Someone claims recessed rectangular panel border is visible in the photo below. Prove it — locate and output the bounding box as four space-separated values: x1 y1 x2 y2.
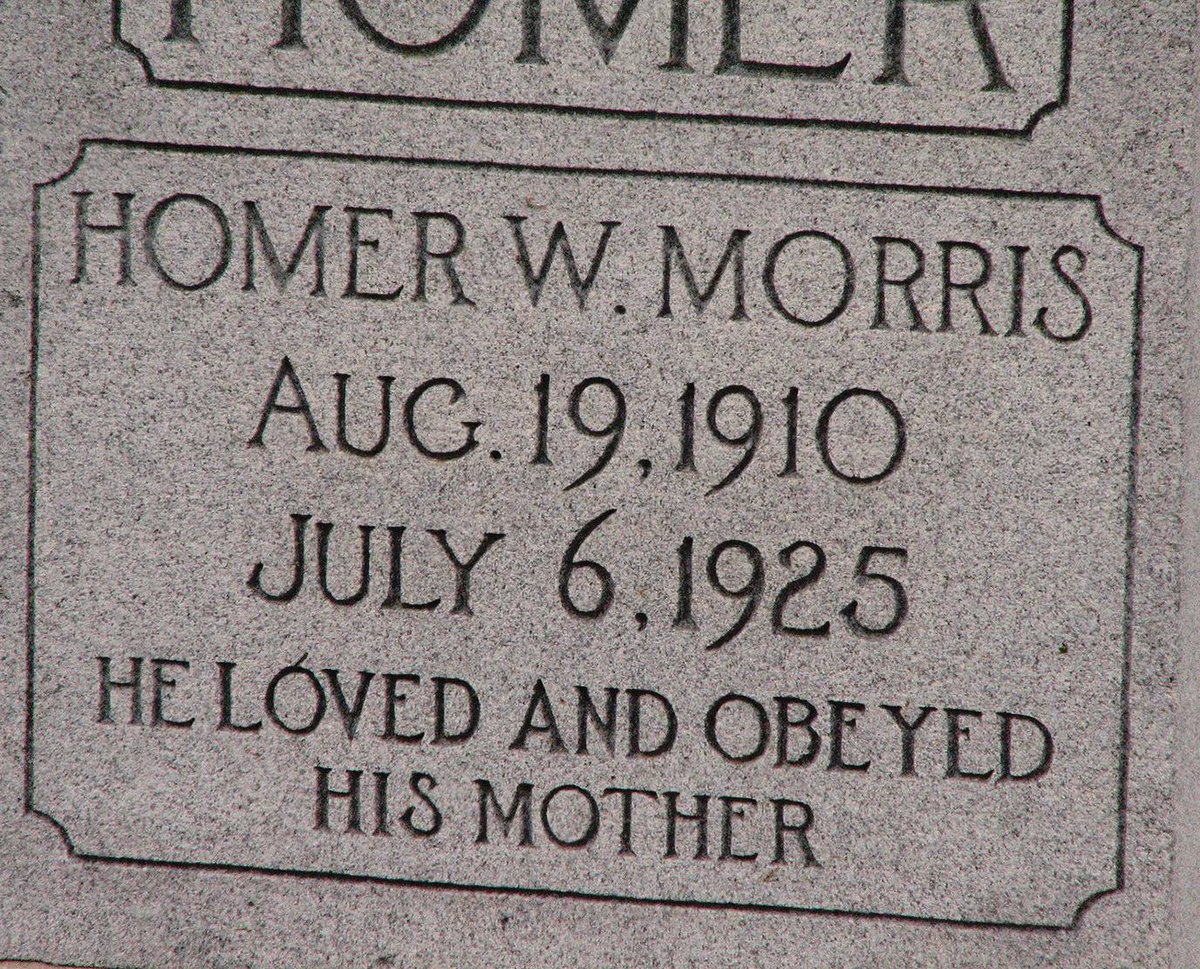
23 138 1141 932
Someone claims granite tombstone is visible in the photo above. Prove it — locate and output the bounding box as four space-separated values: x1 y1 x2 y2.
0 1 1196 967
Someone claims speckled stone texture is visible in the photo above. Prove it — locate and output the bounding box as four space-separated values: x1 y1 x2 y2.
0 2 1196 967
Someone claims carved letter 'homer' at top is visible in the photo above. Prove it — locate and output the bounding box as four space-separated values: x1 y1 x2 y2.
115 0 1071 133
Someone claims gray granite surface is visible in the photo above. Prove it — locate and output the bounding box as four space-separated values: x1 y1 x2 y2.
0 2 1196 966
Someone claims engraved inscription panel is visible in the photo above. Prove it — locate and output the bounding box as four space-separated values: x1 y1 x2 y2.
29 142 1138 926
115 0 1071 134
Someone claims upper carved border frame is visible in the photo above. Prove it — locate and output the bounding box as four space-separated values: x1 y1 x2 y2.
110 0 1075 139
